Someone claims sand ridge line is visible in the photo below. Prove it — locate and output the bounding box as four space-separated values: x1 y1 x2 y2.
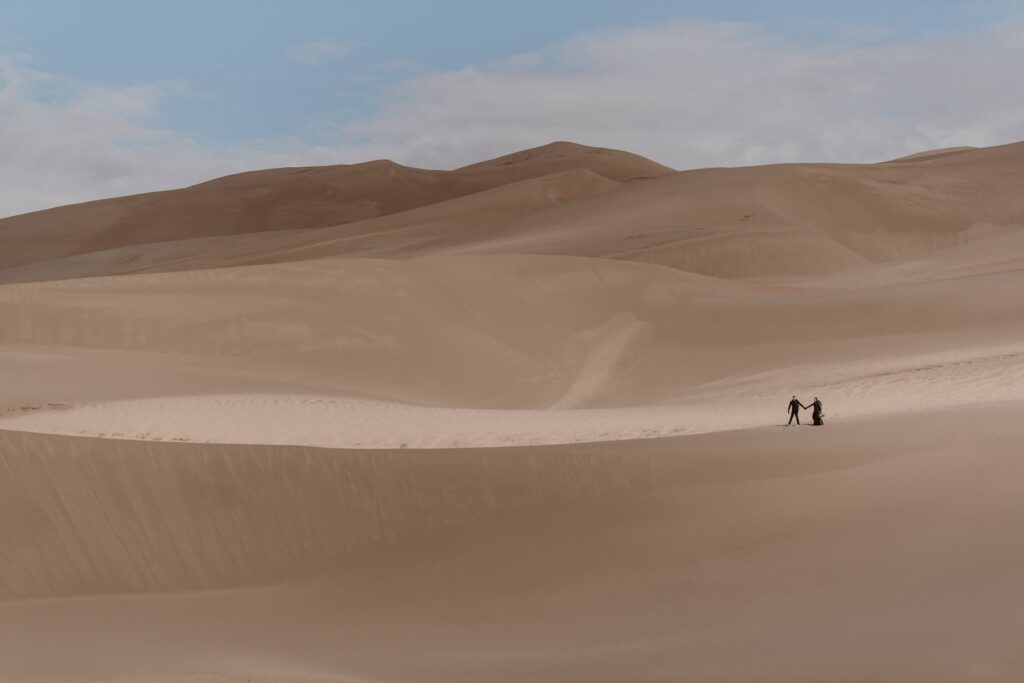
2 343 1023 448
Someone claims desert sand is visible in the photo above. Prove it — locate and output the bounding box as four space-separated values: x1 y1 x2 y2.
1 141 1023 681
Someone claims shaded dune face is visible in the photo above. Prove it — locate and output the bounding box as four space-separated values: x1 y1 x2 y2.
0 141 672 273
0 404 1015 602
0 429 659 600
440 144 1024 276
2 407 1023 683
2 141 1023 283
0 167 627 284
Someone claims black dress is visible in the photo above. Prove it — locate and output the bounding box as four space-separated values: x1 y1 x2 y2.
811 401 824 426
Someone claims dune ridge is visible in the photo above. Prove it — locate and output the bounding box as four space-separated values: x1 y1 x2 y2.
2 404 1023 682
0 141 672 272
3 141 1023 284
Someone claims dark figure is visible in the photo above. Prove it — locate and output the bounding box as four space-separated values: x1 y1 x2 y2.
787 395 805 425
810 397 824 426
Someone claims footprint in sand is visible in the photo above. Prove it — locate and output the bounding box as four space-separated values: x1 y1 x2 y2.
10 402 71 413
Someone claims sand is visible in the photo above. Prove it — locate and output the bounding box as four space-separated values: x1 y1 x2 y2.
4 141 1023 284
3 407 1023 682
1 140 1023 681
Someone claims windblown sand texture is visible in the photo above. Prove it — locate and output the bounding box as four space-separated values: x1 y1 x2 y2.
1 141 1023 682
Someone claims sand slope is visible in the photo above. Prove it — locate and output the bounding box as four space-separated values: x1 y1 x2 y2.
2 404 1023 681
0 168 625 284
3 139 1024 682
442 141 1024 274
3 253 1024 449
456 139 674 180
885 145 979 163
5 142 1021 284
0 141 673 272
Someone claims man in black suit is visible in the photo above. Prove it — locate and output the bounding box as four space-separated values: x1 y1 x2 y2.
787 395 806 425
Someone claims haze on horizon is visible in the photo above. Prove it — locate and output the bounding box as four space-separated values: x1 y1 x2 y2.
2 0 1024 217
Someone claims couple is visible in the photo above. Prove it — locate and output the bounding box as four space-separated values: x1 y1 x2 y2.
787 395 824 426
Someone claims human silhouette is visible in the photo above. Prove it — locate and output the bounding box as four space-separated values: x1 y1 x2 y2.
787 395 806 425
810 397 824 426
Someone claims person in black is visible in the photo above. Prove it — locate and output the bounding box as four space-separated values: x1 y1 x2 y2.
787 395 806 425
810 397 824 426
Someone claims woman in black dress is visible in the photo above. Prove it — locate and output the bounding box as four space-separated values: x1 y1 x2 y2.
811 397 824 426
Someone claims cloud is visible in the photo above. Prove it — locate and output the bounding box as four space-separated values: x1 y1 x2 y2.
336 20 1024 170
0 53 347 217
288 40 352 66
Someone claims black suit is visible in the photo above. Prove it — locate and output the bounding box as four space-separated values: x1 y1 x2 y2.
787 399 802 425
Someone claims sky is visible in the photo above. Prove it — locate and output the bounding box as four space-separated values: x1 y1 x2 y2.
1 0 1023 217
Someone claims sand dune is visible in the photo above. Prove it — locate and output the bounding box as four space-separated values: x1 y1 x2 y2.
2 404 1023 681
3 253 1024 438
885 145 979 163
443 141 1024 273
456 139 674 180
3 139 1024 681
5 142 1022 284
0 168 626 284
0 141 672 273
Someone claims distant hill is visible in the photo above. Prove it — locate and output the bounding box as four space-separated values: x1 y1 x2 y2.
3 140 1024 283
0 141 674 272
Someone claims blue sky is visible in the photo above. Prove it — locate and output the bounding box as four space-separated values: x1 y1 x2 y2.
2 0 1019 144
1 1 1023 215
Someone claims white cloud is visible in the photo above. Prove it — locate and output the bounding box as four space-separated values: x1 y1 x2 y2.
3 21 1024 218
0 54 346 217
288 40 352 65
336 20 1024 170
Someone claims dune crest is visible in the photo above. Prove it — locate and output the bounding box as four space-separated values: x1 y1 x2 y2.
3 405 1024 681
4 141 1023 283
